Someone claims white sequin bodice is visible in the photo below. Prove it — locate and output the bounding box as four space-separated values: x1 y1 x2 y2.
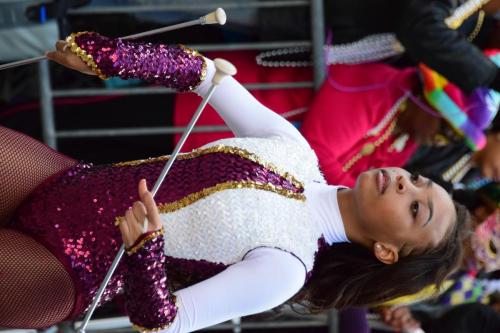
160 137 325 271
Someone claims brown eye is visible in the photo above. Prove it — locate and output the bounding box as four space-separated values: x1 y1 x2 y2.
410 173 420 183
411 201 419 218
489 240 497 255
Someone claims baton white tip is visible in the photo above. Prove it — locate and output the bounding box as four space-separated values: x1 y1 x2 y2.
215 8 227 25
203 8 227 25
212 58 237 85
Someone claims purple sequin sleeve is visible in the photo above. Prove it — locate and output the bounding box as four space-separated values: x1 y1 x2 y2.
67 31 206 91
125 231 177 331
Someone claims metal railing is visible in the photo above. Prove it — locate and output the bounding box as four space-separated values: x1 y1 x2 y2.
39 0 325 150
36 1 335 332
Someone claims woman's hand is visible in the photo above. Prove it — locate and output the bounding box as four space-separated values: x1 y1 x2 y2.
119 179 163 248
380 306 421 332
45 40 96 76
472 132 500 181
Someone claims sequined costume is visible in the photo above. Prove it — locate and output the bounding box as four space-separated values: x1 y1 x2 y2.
5 33 350 332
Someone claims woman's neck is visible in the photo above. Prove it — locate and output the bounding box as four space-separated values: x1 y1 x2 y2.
305 183 350 244
336 189 372 249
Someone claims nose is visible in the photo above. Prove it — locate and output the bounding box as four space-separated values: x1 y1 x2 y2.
395 175 416 194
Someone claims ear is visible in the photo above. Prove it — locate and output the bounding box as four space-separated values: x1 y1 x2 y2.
373 242 399 264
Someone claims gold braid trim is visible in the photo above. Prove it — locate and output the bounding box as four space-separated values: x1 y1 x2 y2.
112 144 304 190
132 321 173 333
65 32 108 80
445 0 490 30
179 44 208 91
126 227 164 255
157 180 305 213
115 180 305 227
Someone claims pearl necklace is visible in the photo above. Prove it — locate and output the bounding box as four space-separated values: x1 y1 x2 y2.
255 47 312 68
325 33 404 65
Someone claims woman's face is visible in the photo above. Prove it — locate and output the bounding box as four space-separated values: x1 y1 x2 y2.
352 167 456 255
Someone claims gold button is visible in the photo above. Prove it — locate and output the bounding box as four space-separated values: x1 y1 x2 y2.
361 143 375 156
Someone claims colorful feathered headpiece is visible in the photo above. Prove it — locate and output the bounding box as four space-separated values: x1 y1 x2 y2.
420 50 500 151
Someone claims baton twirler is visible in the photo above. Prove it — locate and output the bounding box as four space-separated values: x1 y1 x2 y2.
76 58 237 333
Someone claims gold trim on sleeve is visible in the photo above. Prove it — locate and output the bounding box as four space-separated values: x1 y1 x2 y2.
65 32 108 80
131 298 178 332
179 44 207 91
126 227 165 255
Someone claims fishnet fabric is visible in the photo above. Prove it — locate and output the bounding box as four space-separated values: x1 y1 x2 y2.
0 126 76 226
0 229 76 328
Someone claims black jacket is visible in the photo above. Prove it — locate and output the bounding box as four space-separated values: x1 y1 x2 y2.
325 0 499 93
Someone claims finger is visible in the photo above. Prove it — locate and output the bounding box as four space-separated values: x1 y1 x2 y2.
118 215 131 246
132 201 148 232
55 40 68 52
383 309 393 322
46 48 96 76
138 179 162 230
406 319 420 330
45 50 55 60
45 50 66 65
392 307 406 318
138 178 149 200
125 207 143 236
388 318 402 331
398 311 411 324
132 201 147 223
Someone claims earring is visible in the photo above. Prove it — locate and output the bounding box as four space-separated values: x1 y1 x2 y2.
375 244 382 250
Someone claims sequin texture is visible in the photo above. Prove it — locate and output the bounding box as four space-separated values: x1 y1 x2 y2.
71 32 206 91
125 233 177 331
11 141 313 319
202 137 325 185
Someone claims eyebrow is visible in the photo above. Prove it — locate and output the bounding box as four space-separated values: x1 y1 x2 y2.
424 179 433 227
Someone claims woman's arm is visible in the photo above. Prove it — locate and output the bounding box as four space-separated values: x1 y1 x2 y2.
194 58 309 145
47 32 308 145
167 248 306 333
118 180 306 333
125 242 306 333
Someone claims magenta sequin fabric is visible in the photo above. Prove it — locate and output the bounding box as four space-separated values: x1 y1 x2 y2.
74 32 205 91
165 257 226 291
125 233 177 330
11 150 302 319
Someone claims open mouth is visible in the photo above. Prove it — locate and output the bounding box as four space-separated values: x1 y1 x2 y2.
377 169 390 194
